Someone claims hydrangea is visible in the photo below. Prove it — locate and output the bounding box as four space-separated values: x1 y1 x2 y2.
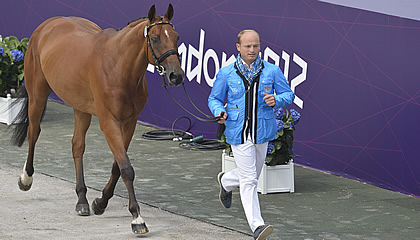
11 49 24 61
267 142 275 154
274 107 284 120
289 109 301 125
276 119 284 132
265 108 301 166
0 36 29 97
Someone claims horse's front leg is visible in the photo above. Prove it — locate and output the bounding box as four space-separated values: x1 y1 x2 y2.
92 119 136 216
120 155 148 234
99 119 148 234
72 109 92 216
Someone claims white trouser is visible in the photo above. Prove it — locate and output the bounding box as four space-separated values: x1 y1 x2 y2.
222 137 268 232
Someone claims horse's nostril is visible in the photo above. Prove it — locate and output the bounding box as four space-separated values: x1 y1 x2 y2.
169 72 183 85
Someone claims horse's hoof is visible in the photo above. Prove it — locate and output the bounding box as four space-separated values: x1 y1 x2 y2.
91 199 105 215
132 222 149 234
18 176 32 191
76 203 90 216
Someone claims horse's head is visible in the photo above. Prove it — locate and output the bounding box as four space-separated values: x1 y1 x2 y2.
145 4 184 87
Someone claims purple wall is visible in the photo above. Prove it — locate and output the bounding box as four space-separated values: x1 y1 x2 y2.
1 0 419 197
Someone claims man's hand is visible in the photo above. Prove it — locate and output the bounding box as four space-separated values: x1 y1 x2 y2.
217 111 228 124
263 93 276 107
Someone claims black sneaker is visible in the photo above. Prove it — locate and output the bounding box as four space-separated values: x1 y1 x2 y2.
253 225 273 240
217 172 232 208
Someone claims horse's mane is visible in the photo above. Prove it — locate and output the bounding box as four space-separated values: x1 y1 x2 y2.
117 16 163 31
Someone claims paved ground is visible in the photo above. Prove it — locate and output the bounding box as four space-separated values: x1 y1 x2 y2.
0 101 419 240
0 161 248 240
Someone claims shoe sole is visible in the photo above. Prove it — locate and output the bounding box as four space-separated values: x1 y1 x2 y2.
256 225 273 240
217 172 230 209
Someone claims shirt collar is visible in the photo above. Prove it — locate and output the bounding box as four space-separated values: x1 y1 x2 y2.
241 58 253 70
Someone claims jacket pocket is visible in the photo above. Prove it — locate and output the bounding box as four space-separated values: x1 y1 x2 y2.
226 110 239 121
262 108 276 140
225 110 240 142
228 80 244 99
259 78 274 107
263 108 275 120
260 78 274 94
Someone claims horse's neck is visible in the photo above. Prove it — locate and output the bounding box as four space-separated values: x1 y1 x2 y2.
111 21 149 77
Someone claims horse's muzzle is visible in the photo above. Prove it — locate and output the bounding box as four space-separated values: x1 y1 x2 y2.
168 70 184 87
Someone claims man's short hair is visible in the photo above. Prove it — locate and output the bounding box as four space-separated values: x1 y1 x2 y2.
237 29 260 44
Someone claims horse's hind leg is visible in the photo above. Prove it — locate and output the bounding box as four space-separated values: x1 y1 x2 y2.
72 109 92 216
91 161 120 215
18 77 51 191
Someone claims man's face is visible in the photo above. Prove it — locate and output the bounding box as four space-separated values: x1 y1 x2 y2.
236 32 260 66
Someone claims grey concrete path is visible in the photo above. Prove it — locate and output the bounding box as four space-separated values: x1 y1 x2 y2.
0 161 248 240
0 101 419 240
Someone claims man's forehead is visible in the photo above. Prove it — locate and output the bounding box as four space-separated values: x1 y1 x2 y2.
240 32 260 44
241 40 260 45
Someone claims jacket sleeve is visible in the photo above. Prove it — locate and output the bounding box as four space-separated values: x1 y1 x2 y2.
208 70 228 117
273 66 295 108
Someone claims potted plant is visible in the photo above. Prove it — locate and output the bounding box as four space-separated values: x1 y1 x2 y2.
221 107 301 194
0 35 29 125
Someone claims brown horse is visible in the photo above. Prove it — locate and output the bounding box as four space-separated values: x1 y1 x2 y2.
11 4 184 234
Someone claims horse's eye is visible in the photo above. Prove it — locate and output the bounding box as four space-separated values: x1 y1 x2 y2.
151 36 160 44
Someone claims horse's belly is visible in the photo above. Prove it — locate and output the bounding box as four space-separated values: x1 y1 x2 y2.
49 76 96 112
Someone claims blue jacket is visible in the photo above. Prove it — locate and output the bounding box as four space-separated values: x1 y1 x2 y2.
208 60 295 145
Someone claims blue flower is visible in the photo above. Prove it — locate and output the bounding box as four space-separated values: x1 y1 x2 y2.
11 49 24 61
274 107 284 120
289 109 301 125
276 119 284 132
267 142 275 154
0 46 3 55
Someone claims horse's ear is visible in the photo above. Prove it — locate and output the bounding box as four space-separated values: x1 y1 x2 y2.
148 5 156 22
164 3 174 21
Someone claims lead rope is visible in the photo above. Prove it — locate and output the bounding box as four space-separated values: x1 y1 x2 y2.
162 81 220 123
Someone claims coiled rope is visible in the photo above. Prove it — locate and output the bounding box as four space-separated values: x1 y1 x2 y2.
141 116 226 150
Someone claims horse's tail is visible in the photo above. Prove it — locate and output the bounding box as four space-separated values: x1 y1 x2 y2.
10 85 29 147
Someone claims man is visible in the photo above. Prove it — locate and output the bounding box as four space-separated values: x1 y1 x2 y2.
208 29 295 239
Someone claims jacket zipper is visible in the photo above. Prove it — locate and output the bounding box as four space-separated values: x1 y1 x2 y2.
239 71 262 142
234 62 264 143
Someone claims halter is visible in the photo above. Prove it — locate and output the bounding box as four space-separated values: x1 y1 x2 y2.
145 21 220 123
144 21 179 77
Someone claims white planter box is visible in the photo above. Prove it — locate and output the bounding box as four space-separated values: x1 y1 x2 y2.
222 151 295 194
0 94 24 125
